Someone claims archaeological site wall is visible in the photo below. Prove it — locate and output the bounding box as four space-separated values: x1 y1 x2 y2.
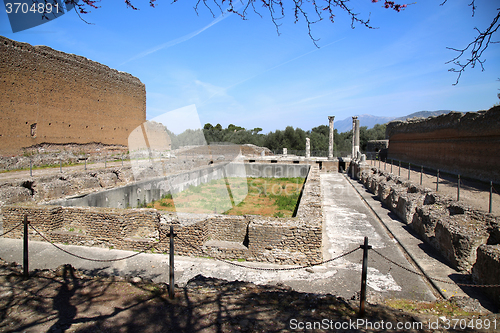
2 164 323 265
0 35 146 155
355 165 500 306
386 106 500 183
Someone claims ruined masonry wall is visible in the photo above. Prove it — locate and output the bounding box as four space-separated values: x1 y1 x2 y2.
357 165 500 306
2 165 323 266
0 36 146 155
386 107 500 183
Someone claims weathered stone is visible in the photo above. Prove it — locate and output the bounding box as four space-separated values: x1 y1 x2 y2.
395 192 424 224
433 217 489 272
386 106 500 183
0 35 146 155
411 205 448 241
2 164 323 266
328 116 335 160
472 244 500 306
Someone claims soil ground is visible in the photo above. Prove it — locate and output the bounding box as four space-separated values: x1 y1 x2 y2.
1 260 499 333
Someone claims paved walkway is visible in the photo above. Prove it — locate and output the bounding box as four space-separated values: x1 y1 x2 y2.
0 172 443 304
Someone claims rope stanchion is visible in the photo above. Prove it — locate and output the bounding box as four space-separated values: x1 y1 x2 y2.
175 234 361 271
29 224 168 263
0 221 23 237
371 248 500 288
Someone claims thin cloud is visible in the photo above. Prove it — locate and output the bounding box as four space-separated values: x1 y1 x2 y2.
120 12 231 65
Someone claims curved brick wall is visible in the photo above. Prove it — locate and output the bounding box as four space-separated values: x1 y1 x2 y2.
0 36 146 155
386 107 500 183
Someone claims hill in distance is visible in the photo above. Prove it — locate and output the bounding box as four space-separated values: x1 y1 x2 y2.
334 110 456 133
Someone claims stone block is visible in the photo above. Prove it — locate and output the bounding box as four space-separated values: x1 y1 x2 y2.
472 245 500 306
411 205 448 241
434 216 489 272
394 192 425 224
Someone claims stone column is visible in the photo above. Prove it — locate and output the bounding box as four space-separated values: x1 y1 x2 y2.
328 116 335 160
352 116 360 160
283 148 287 156
305 137 310 158
352 117 356 159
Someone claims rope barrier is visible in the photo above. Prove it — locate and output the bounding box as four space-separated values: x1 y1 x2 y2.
371 248 500 288
0 222 23 237
29 224 168 263
175 233 361 271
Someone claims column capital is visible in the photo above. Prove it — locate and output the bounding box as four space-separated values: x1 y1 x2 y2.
328 116 335 121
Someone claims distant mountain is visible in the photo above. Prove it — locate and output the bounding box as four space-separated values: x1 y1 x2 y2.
335 114 396 133
334 110 454 133
393 110 454 121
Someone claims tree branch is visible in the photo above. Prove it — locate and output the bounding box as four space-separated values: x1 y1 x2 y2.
446 8 500 85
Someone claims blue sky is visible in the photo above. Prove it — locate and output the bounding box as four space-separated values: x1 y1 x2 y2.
1 0 499 134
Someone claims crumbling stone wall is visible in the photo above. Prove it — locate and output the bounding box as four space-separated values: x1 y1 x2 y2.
386 107 500 183
357 165 500 305
0 36 146 155
2 164 323 265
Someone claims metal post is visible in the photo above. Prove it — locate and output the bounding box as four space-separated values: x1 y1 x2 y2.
23 215 29 279
384 159 386 171
122 155 124 167
408 162 411 180
169 225 175 299
391 159 393 174
436 169 439 192
105 156 107 168
457 175 460 201
60 160 62 173
490 181 493 214
29 159 32 177
359 236 371 317
85 156 87 170
420 166 423 186
378 159 380 169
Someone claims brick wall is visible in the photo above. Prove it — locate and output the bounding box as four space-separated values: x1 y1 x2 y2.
2 165 323 265
386 107 500 183
0 36 146 155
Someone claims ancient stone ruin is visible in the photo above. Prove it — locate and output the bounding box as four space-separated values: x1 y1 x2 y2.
0 35 146 155
386 106 500 183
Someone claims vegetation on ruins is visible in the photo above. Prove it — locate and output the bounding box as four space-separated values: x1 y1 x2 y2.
149 177 304 217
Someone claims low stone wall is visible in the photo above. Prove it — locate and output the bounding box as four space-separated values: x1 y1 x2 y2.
0 158 216 207
354 164 500 305
2 165 323 265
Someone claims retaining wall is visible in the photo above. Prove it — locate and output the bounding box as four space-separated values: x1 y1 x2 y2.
2 164 322 265
355 164 500 305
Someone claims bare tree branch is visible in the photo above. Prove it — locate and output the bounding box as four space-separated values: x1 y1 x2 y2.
446 8 500 85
